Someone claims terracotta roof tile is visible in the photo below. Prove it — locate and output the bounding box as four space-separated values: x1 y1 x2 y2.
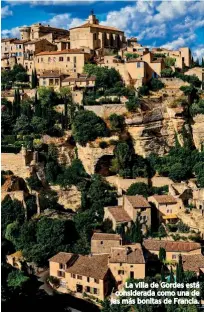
62 75 96 82
66 254 109 280
107 206 132 222
126 196 151 208
13 40 29 44
49 252 76 264
109 246 145 264
92 233 121 241
143 239 201 252
36 49 89 56
151 195 177 204
182 254 204 273
40 70 63 78
70 22 123 32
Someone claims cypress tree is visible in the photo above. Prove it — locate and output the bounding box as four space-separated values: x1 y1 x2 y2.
34 69 38 87
161 265 165 282
202 58 204 68
12 89 17 117
31 70 34 89
16 88 21 117
176 254 184 282
170 266 174 283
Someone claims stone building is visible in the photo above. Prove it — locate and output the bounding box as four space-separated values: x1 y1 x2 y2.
148 194 180 224
69 11 126 52
91 233 122 254
35 49 91 75
185 67 204 88
38 70 66 90
62 73 96 90
49 252 114 301
19 23 69 42
143 239 202 262
104 195 151 231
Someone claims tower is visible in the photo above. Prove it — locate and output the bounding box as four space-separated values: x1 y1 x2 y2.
87 10 99 25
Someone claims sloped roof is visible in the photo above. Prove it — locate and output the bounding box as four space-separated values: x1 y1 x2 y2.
151 195 177 204
182 254 204 273
36 49 89 56
143 239 201 252
92 233 121 241
66 254 109 280
107 206 132 222
109 246 145 264
49 252 76 264
126 195 151 208
70 22 123 32
40 70 63 78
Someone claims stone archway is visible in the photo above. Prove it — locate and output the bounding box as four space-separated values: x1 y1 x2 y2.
95 155 114 177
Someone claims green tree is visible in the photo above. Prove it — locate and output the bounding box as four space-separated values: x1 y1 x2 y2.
31 116 48 134
161 265 165 282
126 182 149 197
111 142 132 176
21 99 33 119
138 85 150 96
169 266 174 283
5 221 21 248
72 110 108 146
13 115 33 135
149 78 164 91
1 112 14 134
161 68 174 77
164 57 176 67
15 72 29 82
176 254 184 283
7 270 30 289
26 175 42 192
158 224 167 238
159 247 166 262
31 69 38 89
109 114 124 131
125 96 139 112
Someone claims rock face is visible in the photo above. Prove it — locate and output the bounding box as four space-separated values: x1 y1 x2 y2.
51 185 81 211
192 114 204 151
77 138 117 175
126 107 186 157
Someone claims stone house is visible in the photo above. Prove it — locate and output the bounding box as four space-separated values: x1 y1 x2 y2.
69 12 125 52
38 70 66 90
91 233 122 254
49 252 114 301
143 239 202 262
182 254 204 275
35 49 90 76
104 195 151 231
108 244 145 286
62 74 96 90
148 194 180 224
185 67 204 87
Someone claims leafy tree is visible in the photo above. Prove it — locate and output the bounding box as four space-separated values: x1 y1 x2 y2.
132 155 149 178
125 96 139 112
38 87 58 107
1 112 14 134
161 68 174 77
31 69 38 89
164 57 176 67
125 215 143 243
26 175 42 192
7 270 30 289
109 114 124 131
15 72 29 83
138 85 150 96
169 266 174 283
72 229 90 255
168 163 189 182
31 116 48 134
84 64 121 89
126 182 149 197
190 99 204 116
149 78 164 91
159 247 166 262
1 197 25 235
72 110 108 146
13 115 33 135
161 265 165 281
158 224 167 238
125 52 139 60
20 99 33 119
111 142 132 177
5 221 21 248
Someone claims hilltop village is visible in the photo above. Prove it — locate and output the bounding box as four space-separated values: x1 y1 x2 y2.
1 11 204 312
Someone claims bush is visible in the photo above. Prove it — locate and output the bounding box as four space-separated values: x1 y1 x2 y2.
164 57 176 67
138 85 149 96
177 221 190 233
149 78 164 91
109 114 124 131
1 145 21 153
99 141 108 149
126 97 139 112
161 68 174 77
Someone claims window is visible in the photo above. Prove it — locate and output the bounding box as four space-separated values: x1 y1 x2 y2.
19 45 21 49
49 79 54 86
86 286 90 293
57 271 65 278
59 263 65 270
167 209 169 213
41 58 43 62
141 208 146 212
87 277 90 282
94 279 99 284
77 275 82 280
48 57 51 62
118 270 124 275
93 33 97 40
71 274 76 278
67 57 70 61
137 62 141 68
130 271 134 279
59 57 64 61
55 79 59 85
73 56 76 63
100 241 103 245
93 288 98 295
172 254 177 260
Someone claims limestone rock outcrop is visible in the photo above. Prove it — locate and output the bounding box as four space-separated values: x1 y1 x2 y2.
192 114 204 151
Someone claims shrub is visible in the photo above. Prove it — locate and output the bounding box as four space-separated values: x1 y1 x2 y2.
149 78 164 91
126 97 139 112
164 57 176 67
177 221 190 233
161 68 174 77
138 85 149 96
109 114 124 131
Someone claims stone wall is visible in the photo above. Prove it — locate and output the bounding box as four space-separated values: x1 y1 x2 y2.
192 114 204 151
50 185 81 211
1 153 30 179
159 78 189 88
85 104 127 118
77 142 115 175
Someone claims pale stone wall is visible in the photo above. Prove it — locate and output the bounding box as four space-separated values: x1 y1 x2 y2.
1 153 30 179
50 185 81 211
91 238 122 255
192 114 204 151
159 78 189 88
148 249 201 262
108 262 145 284
85 104 127 118
77 142 115 175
